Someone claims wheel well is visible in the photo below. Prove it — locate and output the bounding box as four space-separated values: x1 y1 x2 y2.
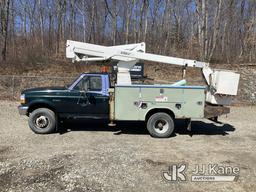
145 108 175 121
28 103 56 115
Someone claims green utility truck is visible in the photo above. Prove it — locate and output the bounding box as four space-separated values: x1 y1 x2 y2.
18 40 239 138
18 73 230 138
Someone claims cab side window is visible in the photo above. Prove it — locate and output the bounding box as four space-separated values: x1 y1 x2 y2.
73 77 88 91
89 76 102 91
74 76 102 92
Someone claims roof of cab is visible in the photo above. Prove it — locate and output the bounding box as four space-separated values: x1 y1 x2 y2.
81 72 109 75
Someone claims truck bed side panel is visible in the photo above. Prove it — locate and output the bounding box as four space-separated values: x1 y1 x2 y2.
114 85 205 121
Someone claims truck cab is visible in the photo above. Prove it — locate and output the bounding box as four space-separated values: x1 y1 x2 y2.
18 73 110 134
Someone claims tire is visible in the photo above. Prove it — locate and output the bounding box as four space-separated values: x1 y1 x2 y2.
28 108 56 134
146 112 174 138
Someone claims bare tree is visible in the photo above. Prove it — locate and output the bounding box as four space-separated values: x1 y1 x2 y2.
0 0 10 61
56 0 66 53
125 0 135 44
208 0 222 61
196 0 208 60
38 0 45 49
0 0 256 64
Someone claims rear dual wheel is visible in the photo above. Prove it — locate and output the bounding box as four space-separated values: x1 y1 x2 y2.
146 112 174 138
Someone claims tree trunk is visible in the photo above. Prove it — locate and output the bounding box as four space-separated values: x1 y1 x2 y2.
143 0 149 42
56 0 66 54
125 0 134 44
209 0 222 61
38 0 44 49
112 0 117 45
0 0 10 61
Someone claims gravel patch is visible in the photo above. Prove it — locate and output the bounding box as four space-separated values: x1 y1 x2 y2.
0 100 255 191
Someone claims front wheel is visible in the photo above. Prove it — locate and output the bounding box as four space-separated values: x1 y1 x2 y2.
28 108 56 134
146 112 174 138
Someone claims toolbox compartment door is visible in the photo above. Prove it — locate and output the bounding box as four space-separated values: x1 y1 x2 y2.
114 86 140 120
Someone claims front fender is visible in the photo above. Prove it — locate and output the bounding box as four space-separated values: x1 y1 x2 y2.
27 99 56 113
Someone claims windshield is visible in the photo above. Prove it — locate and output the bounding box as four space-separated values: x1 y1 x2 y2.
67 75 83 89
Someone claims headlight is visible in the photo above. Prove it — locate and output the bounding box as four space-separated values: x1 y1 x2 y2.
20 94 25 104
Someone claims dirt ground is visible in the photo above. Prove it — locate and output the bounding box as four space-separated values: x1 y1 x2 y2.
0 101 255 192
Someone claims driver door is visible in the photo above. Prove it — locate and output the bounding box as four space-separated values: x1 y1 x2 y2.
72 75 109 119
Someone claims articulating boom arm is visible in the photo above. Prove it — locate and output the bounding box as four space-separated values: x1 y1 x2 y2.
66 40 240 106
66 40 209 85
66 40 208 68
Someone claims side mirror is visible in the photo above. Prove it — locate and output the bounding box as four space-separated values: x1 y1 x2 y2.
78 90 86 96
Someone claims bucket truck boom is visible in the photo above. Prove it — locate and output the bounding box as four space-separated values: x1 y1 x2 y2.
66 40 240 106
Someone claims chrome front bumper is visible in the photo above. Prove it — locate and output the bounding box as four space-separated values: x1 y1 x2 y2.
18 105 28 115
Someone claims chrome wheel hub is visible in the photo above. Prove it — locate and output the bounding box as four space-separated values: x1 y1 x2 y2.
154 120 169 134
35 116 49 128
